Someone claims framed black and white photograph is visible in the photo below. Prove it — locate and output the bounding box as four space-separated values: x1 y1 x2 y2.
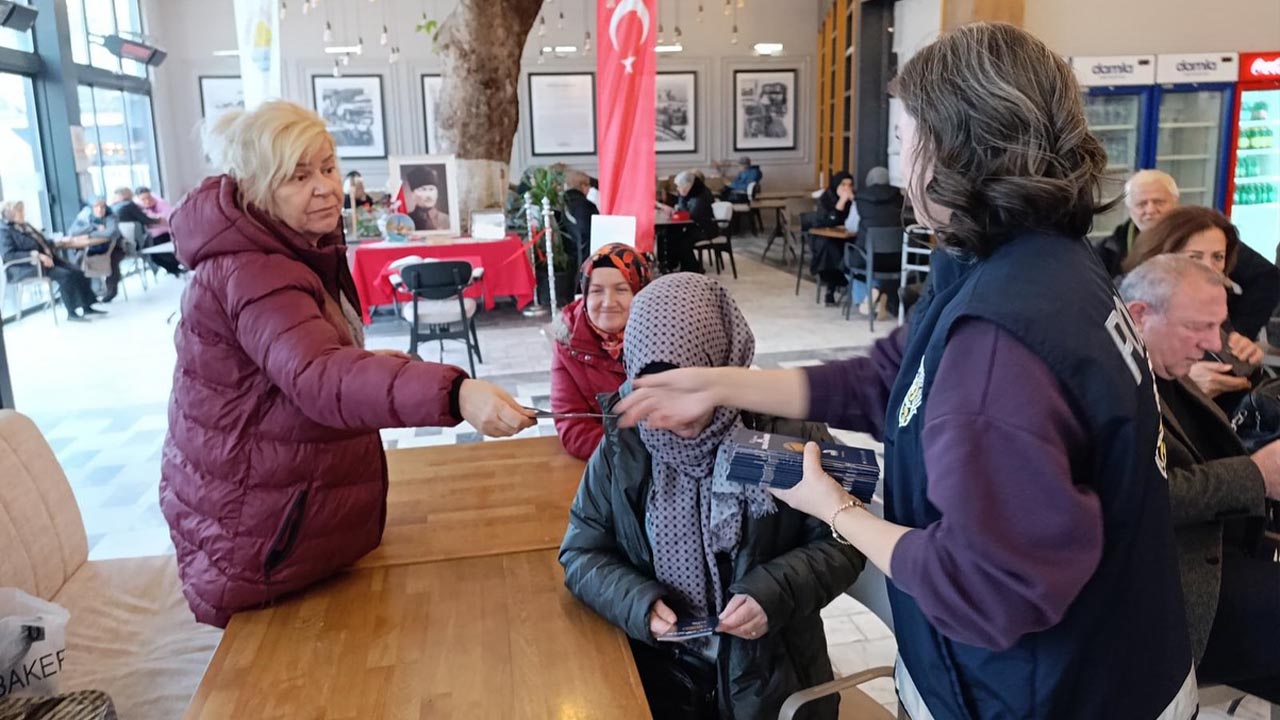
528 73 596 156
198 76 244 125
421 74 443 154
312 74 387 159
656 72 696 154
733 69 797 151
390 154 460 236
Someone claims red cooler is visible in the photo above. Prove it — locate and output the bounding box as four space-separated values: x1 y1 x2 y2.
1226 51 1280 259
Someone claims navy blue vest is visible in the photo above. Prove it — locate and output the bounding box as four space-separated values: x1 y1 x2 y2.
883 232 1193 719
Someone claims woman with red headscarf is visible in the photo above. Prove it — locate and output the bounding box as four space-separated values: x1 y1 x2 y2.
550 243 652 459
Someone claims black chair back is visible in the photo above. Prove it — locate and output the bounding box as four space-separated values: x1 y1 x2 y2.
799 211 821 233
399 261 472 300
860 226 905 257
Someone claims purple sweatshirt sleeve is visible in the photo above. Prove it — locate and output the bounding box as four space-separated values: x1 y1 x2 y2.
803 326 907 440
888 319 1103 652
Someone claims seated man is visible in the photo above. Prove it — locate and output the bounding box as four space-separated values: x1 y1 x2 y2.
718 156 762 202
562 171 598 271
559 273 863 720
1120 254 1280 702
68 198 125 302
1096 169 1178 279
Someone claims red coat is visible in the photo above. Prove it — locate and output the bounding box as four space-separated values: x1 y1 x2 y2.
160 175 465 627
550 299 627 460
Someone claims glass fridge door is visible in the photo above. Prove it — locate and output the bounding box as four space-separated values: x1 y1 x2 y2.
1231 88 1280 260
1155 89 1224 210
1085 92 1143 238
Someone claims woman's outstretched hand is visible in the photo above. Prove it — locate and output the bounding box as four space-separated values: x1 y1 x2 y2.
614 368 721 439
458 379 536 437
769 442 851 520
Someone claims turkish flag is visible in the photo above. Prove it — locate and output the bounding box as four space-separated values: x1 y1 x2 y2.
597 0 657 253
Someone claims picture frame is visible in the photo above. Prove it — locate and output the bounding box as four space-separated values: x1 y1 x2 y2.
311 74 387 159
198 76 245 125
527 72 597 156
389 154 461 237
656 72 697 154
733 69 798 151
421 74 443 154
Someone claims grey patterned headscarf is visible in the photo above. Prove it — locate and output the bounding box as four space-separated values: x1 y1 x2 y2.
623 273 773 619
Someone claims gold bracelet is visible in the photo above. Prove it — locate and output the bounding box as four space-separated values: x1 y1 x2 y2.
829 498 863 546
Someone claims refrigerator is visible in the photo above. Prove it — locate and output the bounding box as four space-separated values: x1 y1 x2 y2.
1152 53 1239 211
1227 51 1280 261
1072 55 1157 238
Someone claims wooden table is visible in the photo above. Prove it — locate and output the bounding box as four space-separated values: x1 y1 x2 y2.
184 550 651 720
357 437 586 569
757 190 816 201
809 227 856 240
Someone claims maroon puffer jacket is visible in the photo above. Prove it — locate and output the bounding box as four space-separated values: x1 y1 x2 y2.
549 298 627 460
160 175 466 627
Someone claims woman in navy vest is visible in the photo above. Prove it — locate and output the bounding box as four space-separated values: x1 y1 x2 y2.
618 23 1198 720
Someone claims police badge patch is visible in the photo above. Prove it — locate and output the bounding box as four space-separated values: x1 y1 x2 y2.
899 359 926 428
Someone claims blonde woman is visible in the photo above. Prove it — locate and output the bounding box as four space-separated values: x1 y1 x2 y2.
0 200 100 321
161 101 535 627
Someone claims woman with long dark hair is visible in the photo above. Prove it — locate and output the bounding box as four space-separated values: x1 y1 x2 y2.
619 23 1198 719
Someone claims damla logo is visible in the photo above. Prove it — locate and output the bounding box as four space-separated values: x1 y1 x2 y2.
1252 57 1280 77
1176 60 1217 72
1093 62 1134 76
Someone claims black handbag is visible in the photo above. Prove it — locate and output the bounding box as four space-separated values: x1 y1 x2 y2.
1230 376 1280 453
628 639 720 720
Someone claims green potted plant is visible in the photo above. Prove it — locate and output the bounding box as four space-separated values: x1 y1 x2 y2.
506 165 576 307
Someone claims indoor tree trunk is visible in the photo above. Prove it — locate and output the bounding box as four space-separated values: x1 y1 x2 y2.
436 0 544 231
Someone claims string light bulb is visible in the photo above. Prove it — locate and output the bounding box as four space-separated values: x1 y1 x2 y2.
583 30 592 52
341 53 350 65
537 47 546 64
323 21 333 42
390 46 401 64
697 3 703 22
738 0 745 7
356 36 364 54
674 24 682 40
538 15 546 36
657 22 664 44
332 59 341 77
380 25 388 45
279 1 286 20
723 0 730 15
731 24 738 43
558 10 564 29
302 0 310 14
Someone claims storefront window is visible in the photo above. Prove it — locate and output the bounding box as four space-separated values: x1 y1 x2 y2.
0 73 49 229
66 0 147 76
79 85 160 199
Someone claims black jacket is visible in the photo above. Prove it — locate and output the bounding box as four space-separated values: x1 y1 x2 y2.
1156 376 1267 661
853 184 905 239
559 394 865 720
815 172 854 228
1227 242 1280 341
563 188 598 268
677 177 720 242
111 200 157 229
1094 220 1135 280
0 221 55 282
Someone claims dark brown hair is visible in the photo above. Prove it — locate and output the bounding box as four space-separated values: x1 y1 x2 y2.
889 23 1114 257
1121 205 1241 275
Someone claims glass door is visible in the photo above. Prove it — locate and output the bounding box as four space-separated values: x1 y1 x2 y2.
1231 87 1280 260
1155 88 1225 210
1085 91 1144 238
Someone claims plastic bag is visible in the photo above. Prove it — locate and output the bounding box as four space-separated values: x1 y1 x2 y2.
0 589 70 699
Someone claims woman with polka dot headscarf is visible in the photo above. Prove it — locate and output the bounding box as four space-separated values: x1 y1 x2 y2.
558 273 865 720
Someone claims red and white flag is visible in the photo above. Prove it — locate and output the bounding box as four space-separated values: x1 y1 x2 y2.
597 0 657 253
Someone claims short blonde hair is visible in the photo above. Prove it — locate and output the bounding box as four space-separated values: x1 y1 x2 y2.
203 100 336 216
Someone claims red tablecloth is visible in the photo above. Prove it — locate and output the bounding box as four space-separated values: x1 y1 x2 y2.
350 235 535 324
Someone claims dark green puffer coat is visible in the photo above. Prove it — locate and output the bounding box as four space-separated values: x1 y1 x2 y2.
559 394 866 719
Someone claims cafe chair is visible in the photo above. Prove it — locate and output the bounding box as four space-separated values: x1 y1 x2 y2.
730 181 763 236
765 207 803 271
842 227 904 332
399 260 484 377
797 211 823 298
1 253 58 325
386 254 426 320
0 410 221 720
81 234 126 301
693 215 738 280
778 667 896 720
898 226 933 326
117 220 154 291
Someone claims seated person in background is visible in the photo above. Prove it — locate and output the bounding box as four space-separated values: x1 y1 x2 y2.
404 166 450 232
809 171 854 306
1120 255 1280 703
560 273 864 720
68 198 125 302
1096 169 1179 278
718 156 762 202
343 170 374 211
670 170 715 273
0 200 103 321
117 186 183 276
1123 206 1271 409
550 244 651 460
844 166 905 318
562 170 599 270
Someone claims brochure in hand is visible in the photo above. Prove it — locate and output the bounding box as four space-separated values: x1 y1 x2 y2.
721 428 878 503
